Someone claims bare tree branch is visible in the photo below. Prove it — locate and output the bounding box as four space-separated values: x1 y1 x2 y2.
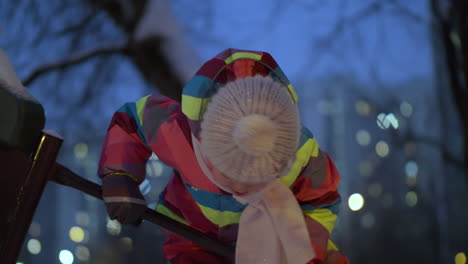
305 0 427 74
130 36 184 101
86 0 147 34
314 1 382 50
403 132 464 169
28 0 68 46
58 56 111 131
387 0 425 23
292 0 326 12
56 8 102 36
23 42 130 86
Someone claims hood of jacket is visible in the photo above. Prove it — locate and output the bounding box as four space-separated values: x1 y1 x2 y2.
181 48 299 136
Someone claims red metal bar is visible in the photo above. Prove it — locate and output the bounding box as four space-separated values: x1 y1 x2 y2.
50 163 236 261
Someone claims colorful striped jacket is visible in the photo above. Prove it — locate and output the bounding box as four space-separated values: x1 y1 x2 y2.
98 49 347 264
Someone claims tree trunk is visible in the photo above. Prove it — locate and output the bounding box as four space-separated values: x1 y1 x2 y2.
87 0 200 102
453 0 468 182
431 0 468 185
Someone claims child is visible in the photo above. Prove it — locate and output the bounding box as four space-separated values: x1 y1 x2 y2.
98 48 348 264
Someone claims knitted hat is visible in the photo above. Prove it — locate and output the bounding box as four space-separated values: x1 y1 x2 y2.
200 75 300 183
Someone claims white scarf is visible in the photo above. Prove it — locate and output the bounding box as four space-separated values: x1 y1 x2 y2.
192 134 315 264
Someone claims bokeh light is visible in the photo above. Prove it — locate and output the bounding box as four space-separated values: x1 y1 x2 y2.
59 250 74 264
407 176 417 187
375 113 387 129
451 31 461 47
348 193 365 211
375 141 390 157
28 222 41 237
455 252 467 264
75 211 90 226
359 161 373 177
355 100 371 116
405 161 418 186
404 142 417 156
382 194 394 208
400 101 413 117
368 183 382 198
360 213 375 229
376 113 399 129
27 239 41 255
75 246 90 261
386 113 399 129
119 237 133 252
318 100 334 115
69 226 85 243
106 218 121 236
405 161 419 176
74 143 88 159
356 130 371 146
405 191 418 207
376 113 388 129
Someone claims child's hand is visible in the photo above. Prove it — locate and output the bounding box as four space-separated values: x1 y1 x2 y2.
102 174 147 224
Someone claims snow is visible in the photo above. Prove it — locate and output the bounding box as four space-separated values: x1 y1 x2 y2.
134 0 201 83
0 48 39 103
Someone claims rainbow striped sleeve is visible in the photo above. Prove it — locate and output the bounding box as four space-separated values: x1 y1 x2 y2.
98 94 183 183
98 97 152 183
291 140 345 262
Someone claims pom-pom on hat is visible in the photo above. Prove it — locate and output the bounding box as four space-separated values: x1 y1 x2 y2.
200 75 300 183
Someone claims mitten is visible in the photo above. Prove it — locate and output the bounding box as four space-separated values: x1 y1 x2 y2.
102 174 147 224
